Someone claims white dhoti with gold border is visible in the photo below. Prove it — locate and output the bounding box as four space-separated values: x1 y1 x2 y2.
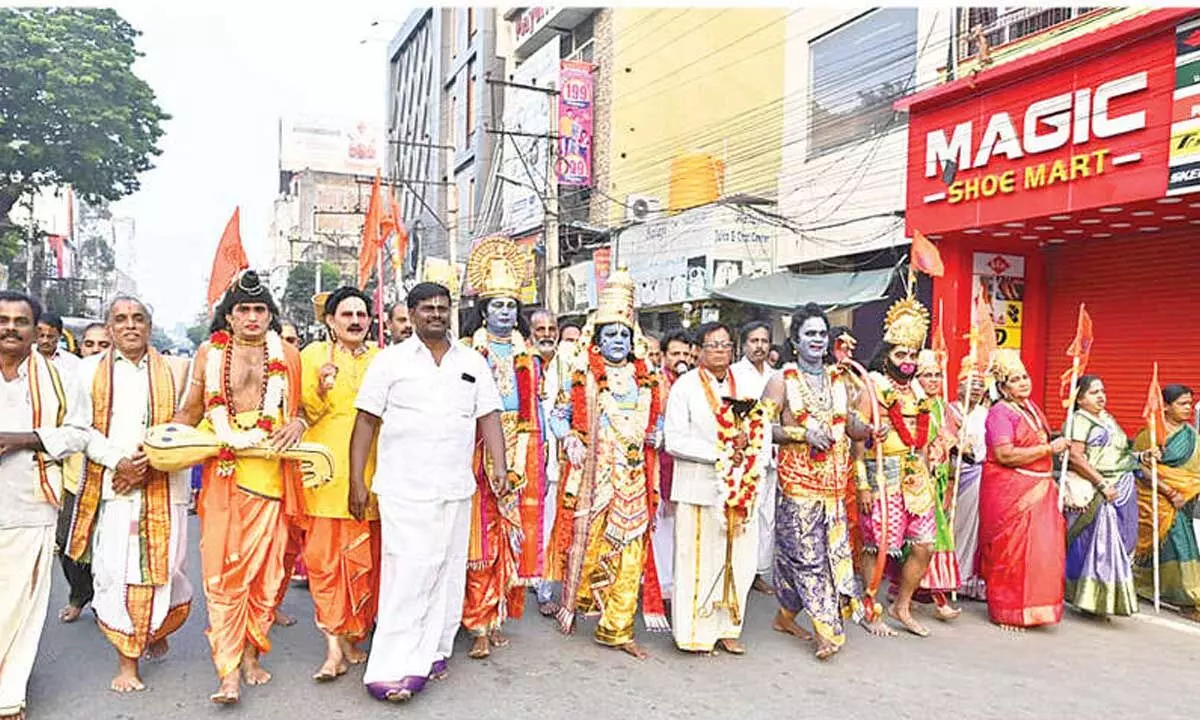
671 503 758 652
0 526 55 715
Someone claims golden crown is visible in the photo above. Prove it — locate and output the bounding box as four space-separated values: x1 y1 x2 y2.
466 235 527 300
883 297 930 349
594 268 637 328
990 348 1027 386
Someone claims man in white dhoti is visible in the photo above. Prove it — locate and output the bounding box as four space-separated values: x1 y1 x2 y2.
348 283 508 704
0 291 90 720
67 297 193 692
665 322 768 655
529 309 571 617
732 320 778 595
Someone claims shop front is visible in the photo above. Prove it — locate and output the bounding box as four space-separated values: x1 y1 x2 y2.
899 8 1200 430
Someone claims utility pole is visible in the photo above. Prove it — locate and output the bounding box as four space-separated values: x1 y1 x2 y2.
446 146 460 337
545 86 560 316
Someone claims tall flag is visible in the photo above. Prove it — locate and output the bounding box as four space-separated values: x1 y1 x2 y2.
911 229 945 277
389 192 409 275
1059 303 1094 401
1143 362 1168 446
358 170 383 289
971 289 998 372
207 207 249 309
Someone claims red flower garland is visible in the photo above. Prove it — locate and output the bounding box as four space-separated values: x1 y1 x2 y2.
886 397 931 449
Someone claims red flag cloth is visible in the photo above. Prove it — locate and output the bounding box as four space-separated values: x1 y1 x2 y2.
1059 304 1094 401
911 229 945 277
46 235 65 278
973 289 998 370
207 208 249 309
358 170 383 289
1143 362 1168 444
389 193 408 273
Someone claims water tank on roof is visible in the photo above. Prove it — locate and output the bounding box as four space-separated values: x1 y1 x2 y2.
668 152 725 215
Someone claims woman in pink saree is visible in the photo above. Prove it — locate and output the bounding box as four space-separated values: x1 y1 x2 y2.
979 350 1070 630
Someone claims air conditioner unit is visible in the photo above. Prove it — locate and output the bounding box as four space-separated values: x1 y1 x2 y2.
625 194 661 223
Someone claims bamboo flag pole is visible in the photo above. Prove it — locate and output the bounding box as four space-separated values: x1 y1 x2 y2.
1056 354 1081 514
1150 362 1162 613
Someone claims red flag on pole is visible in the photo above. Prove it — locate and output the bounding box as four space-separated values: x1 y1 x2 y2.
1059 304 1094 399
358 170 383 289
911 229 945 277
1143 362 1168 446
972 289 998 370
207 207 249 309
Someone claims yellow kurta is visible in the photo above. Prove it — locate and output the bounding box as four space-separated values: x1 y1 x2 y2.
300 341 379 520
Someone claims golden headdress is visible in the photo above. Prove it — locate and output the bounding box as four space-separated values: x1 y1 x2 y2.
883 296 930 349
466 235 527 300
990 349 1027 386
594 268 636 329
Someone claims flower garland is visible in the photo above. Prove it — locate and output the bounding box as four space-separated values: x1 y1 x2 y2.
782 366 847 463
472 328 537 436
205 329 287 477
879 384 933 450
571 344 659 442
698 369 765 527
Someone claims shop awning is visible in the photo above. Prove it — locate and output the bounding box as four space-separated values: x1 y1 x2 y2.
711 267 895 310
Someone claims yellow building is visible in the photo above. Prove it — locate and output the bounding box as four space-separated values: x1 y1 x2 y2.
595 9 788 225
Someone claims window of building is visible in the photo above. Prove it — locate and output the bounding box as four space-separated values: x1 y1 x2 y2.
466 61 476 144
561 13 596 63
468 7 477 39
958 7 1098 59
807 8 918 159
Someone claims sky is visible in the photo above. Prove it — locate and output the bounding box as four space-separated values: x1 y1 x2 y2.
98 0 410 327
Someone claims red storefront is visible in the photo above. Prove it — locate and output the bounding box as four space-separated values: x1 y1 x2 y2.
898 8 1200 431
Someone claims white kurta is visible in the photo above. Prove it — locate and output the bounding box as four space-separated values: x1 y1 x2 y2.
0 353 89 714
664 366 761 651
536 351 567 604
733 358 778 577
82 352 193 653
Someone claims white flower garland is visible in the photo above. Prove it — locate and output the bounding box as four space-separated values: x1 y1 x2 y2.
205 329 286 450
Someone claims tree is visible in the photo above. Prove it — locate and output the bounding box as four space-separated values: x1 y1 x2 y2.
0 8 169 220
283 263 339 328
150 326 173 352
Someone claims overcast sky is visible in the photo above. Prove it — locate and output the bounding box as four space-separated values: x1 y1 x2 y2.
101 1 409 327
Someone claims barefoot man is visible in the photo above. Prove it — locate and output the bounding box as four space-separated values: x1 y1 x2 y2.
0 291 90 720
352 283 507 703
299 287 380 681
664 322 767 656
761 304 891 661
173 271 307 704
546 270 669 659
67 296 193 692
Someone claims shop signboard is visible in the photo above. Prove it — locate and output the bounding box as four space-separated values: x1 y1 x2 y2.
557 61 593 187
971 252 1025 350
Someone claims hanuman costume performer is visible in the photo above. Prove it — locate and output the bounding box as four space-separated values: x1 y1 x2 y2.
856 297 941 638
546 269 669 659
762 304 887 661
461 236 546 659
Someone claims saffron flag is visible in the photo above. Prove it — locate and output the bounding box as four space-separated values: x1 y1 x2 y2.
358 170 383 289
972 289 998 371
389 193 409 274
1143 362 1168 445
207 207 249 309
911 229 945 277
931 301 948 367
1059 303 1094 399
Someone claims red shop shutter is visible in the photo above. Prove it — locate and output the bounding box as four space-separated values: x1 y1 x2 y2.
1043 232 1200 434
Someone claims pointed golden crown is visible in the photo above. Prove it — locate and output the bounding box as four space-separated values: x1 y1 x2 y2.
466 235 527 300
990 349 1027 386
883 297 930 349
594 268 636 328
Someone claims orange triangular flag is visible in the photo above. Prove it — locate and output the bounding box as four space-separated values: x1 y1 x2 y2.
390 193 409 274
207 207 249 309
358 170 383 289
911 229 945 277
973 289 998 370
1059 304 1094 400
1143 362 1168 445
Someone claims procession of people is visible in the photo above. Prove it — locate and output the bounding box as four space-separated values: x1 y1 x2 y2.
2 234 1198 718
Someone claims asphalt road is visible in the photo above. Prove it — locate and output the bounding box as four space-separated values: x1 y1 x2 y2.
25 517 1200 719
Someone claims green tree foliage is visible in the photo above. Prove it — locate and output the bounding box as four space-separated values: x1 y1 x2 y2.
0 8 168 219
283 263 339 328
150 326 172 352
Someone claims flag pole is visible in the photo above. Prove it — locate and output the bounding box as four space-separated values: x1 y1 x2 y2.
376 255 386 349
1057 354 1081 513
1150 362 1162 613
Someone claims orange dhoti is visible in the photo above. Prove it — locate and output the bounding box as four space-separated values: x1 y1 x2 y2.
199 486 290 679
462 489 525 635
301 517 377 640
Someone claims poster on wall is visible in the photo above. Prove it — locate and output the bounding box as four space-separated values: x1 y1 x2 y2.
557 60 593 187
501 37 560 234
559 260 596 314
1168 17 1200 195
971 252 1025 350
514 233 542 305
592 246 611 292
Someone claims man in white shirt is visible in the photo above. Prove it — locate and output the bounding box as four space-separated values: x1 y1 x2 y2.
0 291 91 720
529 308 569 616
665 322 766 655
349 283 508 705
68 296 193 693
732 321 778 595
35 311 80 378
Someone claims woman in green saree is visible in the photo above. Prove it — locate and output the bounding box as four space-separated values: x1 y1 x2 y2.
1133 384 1200 620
